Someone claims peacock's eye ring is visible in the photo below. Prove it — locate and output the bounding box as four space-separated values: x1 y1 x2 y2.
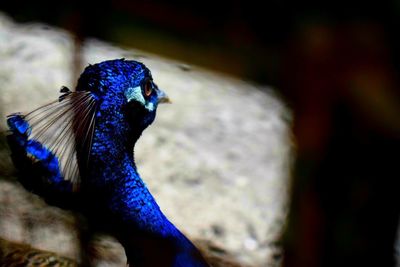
143 79 153 98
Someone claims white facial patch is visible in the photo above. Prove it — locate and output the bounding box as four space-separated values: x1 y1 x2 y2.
125 86 145 105
125 86 155 111
145 102 154 111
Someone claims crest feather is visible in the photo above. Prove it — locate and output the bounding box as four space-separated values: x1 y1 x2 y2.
10 88 97 191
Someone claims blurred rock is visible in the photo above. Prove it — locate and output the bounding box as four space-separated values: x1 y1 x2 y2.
0 179 80 260
0 12 292 267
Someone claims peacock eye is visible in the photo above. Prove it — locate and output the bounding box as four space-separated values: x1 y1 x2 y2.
143 79 153 98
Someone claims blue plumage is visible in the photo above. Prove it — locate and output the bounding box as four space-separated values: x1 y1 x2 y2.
7 59 209 267
7 114 75 207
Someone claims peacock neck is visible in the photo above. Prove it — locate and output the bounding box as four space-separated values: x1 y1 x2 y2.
87 120 209 267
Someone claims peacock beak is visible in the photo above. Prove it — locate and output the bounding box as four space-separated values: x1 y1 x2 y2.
156 88 172 104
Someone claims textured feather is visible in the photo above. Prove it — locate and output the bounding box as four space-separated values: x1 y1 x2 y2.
7 88 97 207
0 238 77 267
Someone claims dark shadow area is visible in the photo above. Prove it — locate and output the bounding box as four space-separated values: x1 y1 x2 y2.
0 112 15 180
1 2 399 85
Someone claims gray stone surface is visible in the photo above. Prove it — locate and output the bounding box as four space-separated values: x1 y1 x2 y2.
0 12 292 266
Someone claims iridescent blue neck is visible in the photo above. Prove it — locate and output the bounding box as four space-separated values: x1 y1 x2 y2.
85 113 209 267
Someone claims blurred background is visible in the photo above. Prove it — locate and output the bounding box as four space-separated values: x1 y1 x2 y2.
0 1 400 267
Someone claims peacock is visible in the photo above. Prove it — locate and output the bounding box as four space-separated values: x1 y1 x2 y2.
6 59 217 267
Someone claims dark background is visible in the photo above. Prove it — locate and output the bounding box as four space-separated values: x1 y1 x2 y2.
1 1 400 266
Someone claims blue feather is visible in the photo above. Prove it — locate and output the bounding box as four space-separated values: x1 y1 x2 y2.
7 114 75 206
7 59 209 267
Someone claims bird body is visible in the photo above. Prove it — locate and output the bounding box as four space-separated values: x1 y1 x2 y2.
7 59 209 267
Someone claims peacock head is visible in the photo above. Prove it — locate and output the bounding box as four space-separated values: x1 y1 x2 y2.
76 59 170 132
